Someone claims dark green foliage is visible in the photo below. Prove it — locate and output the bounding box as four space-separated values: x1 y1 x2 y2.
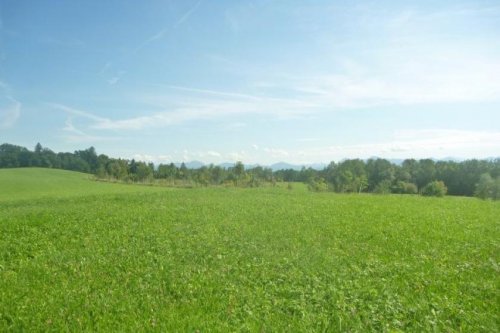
327 159 368 193
366 158 395 192
75 147 98 173
421 181 448 197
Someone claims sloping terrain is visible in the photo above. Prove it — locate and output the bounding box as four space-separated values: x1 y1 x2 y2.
0 168 499 331
0 168 164 202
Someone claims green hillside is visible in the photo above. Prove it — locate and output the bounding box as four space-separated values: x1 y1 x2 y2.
0 168 164 201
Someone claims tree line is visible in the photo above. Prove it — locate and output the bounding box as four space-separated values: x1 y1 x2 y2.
1 143 499 199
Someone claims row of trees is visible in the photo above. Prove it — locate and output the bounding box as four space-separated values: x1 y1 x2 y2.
0 143 274 186
277 158 500 198
1 143 499 199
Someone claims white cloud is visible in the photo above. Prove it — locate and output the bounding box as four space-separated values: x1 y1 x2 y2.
226 151 248 162
205 150 221 158
227 4 500 108
87 86 318 130
0 80 21 129
49 103 108 122
63 117 86 136
51 29 500 133
101 128 500 165
57 110 122 144
174 0 202 27
62 133 118 144
289 52 500 108
391 129 500 151
281 129 500 163
263 147 289 158
133 154 155 162
108 77 120 85
167 85 261 101
0 96 21 129
136 0 202 53
157 155 172 162
61 117 120 143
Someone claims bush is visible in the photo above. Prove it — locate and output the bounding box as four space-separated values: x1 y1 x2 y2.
421 181 447 197
308 177 328 192
403 182 418 194
392 181 418 194
475 173 500 200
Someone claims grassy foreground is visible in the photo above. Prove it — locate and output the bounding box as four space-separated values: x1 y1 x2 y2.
0 168 499 331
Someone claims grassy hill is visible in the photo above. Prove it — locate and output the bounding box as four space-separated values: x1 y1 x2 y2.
0 168 165 201
0 168 499 331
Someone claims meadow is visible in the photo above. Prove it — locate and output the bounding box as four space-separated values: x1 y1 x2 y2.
0 168 498 331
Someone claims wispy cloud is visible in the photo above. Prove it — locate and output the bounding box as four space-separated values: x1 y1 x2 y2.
85 4 500 135
108 77 120 85
61 117 120 144
49 103 108 122
50 103 122 143
58 84 317 131
263 147 289 157
118 128 500 165
278 49 500 108
132 148 221 164
273 129 500 163
63 117 86 136
0 80 21 129
99 62 112 75
210 129 500 164
212 3 500 108
107 70 126 86
0 96 21 129
98 62 126 86
138 0 203 51
144 28 169 45
167 85 261 101
174 0 202 27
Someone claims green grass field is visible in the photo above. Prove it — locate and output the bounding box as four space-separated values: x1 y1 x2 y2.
1 168 499 331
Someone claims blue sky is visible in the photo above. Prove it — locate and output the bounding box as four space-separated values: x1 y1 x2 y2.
1 0 499 164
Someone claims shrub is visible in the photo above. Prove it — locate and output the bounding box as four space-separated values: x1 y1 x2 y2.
308 177 328 192
392 181 418 194
403 182 418 194
421 180 447 197
475 173 500 200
